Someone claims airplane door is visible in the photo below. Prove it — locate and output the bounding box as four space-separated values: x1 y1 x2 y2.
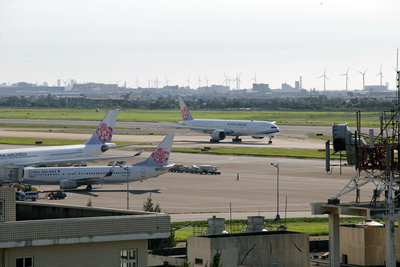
141 168 145 178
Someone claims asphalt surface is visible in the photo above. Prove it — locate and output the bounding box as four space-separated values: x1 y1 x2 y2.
0 120 371 222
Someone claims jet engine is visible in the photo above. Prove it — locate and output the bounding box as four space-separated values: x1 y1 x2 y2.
252 136 264 139
60 179 78 189
101 142 117 152
211 130 226 141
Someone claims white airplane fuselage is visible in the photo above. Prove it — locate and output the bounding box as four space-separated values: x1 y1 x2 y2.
178 119 279 137
0 144 104 167
23 165 167 186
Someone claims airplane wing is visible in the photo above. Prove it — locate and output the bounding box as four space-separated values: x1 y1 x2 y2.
155 163 176 172
153 124 235 135
12 151 143 167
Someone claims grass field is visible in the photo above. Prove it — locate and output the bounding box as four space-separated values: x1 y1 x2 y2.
0 108 382 127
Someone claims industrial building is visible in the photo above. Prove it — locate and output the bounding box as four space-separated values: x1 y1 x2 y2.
149 216 309 267
0 187 171 267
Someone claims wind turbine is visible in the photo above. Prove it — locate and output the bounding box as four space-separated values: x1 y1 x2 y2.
250 73 257 84
204 76 210 87
154 77 160 88
185 76 191 88
146 79 153 88
197 76 203 88
234 73 242 90
134 77 140 88
223 73 231 89
318 67 330 91
376 65 384 86
358 69 368 90
340 67 350 91
164 76 171 86
114 80 121 87
62 79 69 86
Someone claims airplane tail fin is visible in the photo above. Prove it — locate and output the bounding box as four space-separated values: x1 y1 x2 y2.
85 110 118 145
178 96 194 121
133 134 174 167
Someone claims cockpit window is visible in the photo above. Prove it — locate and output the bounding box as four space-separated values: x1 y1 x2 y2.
271 126 277 129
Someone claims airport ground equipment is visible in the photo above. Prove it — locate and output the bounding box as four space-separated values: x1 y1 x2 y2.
25 191 39 201
198 165 221 175
317 68 400 267
169 164 221 175
48 190 67 200
13 184 37 192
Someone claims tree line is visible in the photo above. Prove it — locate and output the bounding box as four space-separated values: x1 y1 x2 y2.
0 94 397 111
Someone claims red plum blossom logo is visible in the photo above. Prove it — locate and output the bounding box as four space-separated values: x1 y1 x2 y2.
181 107 190 120
96 123 113 142
151 148 170 164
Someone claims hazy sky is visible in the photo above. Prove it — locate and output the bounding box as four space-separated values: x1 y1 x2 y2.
1 0 399 91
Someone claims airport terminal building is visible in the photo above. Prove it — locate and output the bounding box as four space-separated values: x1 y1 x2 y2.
0 187 171 267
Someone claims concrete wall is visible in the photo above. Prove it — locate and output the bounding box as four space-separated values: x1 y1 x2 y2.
340 225 400 266
188 231 309 267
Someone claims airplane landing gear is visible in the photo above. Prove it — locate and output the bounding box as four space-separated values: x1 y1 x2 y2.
86 184 92 191
268 136 273 144
210 139 220 143
232 137 242 143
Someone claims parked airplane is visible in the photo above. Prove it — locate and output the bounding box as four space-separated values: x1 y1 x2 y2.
0 110 128 168
162 96 280 143
22 134 175 191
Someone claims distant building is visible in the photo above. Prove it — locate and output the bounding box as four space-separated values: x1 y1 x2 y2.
72 82 119 92
281 82 296 91
252 83 271 94
124 91 141 101
364 85 387 91
198 85 229 94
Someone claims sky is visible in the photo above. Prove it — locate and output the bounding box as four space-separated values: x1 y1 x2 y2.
0 0 399 91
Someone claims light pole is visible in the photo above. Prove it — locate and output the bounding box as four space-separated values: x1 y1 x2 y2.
271 163 280 220
125 166 130 210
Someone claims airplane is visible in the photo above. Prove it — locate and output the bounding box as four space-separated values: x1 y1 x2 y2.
22 134 175 191
160 96 280 143
0 110 130 168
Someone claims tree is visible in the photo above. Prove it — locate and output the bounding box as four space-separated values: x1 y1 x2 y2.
210 250 223 267
142 193 176 249
204 251 223 267
142 193 161 213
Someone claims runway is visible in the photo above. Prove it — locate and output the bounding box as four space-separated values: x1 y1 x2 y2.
0 120 370 222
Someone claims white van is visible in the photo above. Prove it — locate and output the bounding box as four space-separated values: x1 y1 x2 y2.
25 192 39 201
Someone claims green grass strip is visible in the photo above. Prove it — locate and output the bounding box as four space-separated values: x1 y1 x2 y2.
172 217 389 241
172 147 343 160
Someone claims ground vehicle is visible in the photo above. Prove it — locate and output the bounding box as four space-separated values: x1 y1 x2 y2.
190 165 199 173
15 191 26 201
25 191 39 201
198 165 221 175
48 191 67 200
169 165 190 173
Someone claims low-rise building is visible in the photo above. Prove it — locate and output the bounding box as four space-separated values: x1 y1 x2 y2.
0 187 171 267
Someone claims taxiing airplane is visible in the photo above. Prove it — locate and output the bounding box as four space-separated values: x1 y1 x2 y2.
22 134 175 191
0 110 128 168
162 96 280 143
